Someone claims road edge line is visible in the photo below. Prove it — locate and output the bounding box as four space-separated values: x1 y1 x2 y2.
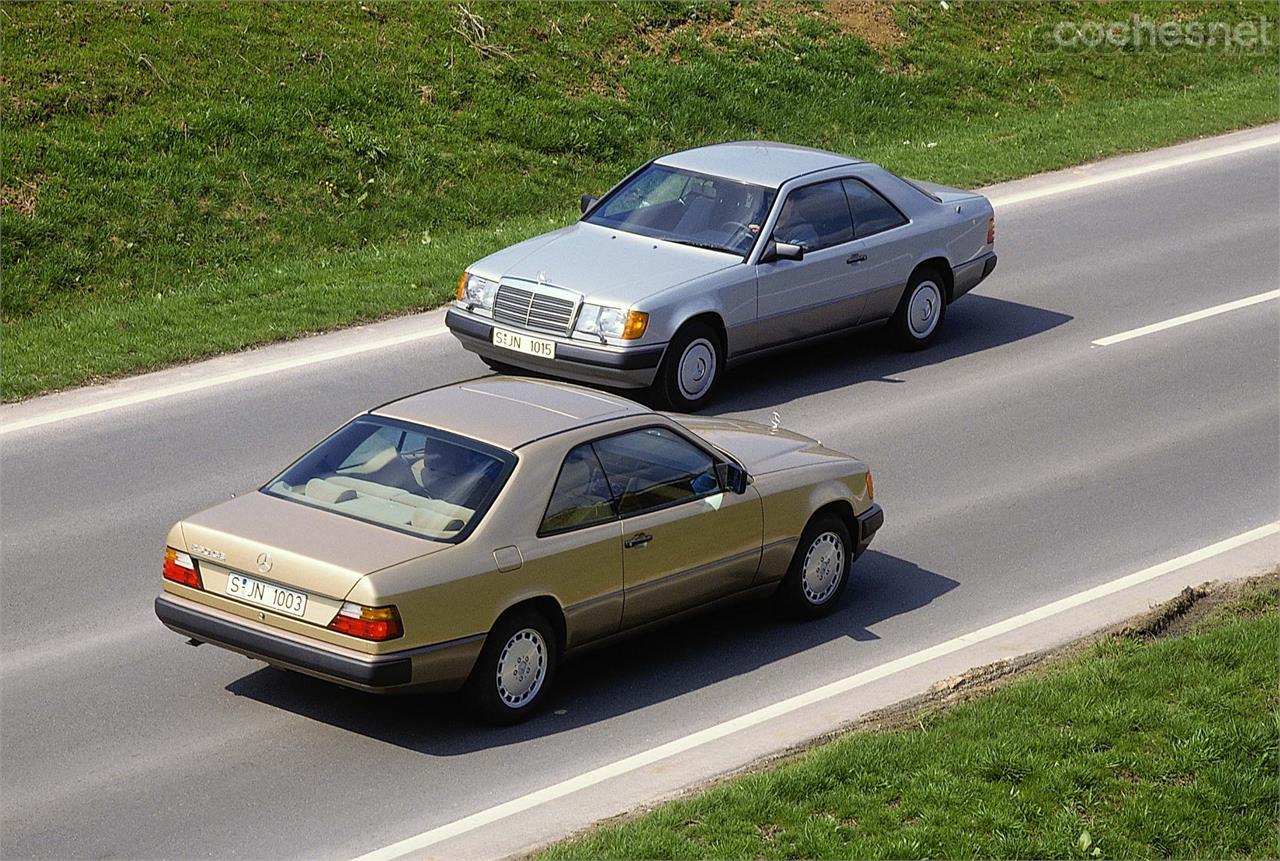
352 521 1280 861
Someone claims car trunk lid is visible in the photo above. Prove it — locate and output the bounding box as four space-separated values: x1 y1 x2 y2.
179 491 444 599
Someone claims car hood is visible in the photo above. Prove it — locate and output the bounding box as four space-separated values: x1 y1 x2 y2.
671 415 857 475
471 222 740 305
179 492 445 599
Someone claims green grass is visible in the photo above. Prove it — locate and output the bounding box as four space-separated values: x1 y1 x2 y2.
541 580 1280 860
3 1 1277 399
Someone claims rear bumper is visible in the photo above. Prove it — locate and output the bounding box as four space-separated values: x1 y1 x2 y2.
854 503 884 556
446 308 665 389
155 594 482 693
951 251 997 300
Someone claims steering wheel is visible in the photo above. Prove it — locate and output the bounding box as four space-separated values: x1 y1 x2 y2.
720 220 754 246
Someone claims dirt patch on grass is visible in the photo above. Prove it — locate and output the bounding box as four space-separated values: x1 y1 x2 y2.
820 0 906 48
1 176 42 218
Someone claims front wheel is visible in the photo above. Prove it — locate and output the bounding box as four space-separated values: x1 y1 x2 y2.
777 513 852 619
890 268 947 351
463 607 559 725
654 322 722 411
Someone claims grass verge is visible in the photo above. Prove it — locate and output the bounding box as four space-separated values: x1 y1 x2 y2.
540 573 1280 860
3 1 1277 400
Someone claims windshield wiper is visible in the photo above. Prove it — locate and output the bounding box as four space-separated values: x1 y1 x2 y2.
660 237 742 256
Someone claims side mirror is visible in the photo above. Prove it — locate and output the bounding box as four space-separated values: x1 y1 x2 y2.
759 239 803 263
716 461 751 495
580 193 598 214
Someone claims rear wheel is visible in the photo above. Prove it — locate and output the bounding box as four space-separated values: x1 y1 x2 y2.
464 607 558 725
654 321 722 411
777 512 852 619
890 267 947 351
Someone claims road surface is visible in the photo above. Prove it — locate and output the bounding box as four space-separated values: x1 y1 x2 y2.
2 129 1277 859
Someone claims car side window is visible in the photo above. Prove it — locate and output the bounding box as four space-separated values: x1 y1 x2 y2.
541 444 618 533
771 180 854 252
591 427 719 517
843 179 908 239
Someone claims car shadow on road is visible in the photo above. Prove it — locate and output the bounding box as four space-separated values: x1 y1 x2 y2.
709 294 1073 413
225 550 958 754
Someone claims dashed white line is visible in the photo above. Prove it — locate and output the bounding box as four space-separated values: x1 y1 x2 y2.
1092 289 1280 347
352 521 1280 861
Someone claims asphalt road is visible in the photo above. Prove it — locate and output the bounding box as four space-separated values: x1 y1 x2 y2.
2 136 1278 860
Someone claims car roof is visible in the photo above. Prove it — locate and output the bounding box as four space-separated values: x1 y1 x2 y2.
371 376 651 450
654 141 862 188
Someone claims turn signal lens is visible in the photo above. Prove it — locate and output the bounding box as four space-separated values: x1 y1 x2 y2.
456 272 468 300
329 601 403 641
621 310 649 340
865 471 875 501
162 546 203 589
987 216 995 244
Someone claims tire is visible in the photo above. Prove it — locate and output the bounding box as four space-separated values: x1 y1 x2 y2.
890 267 947 351
463 607 559 725
653 321 723 411
777 512 853 619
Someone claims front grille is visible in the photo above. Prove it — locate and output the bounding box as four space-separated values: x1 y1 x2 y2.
493 283 577 335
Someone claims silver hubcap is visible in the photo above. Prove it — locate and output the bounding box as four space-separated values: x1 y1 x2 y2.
801 531 845 605
907 280 941 338
677 338 717 401
495 628 547 708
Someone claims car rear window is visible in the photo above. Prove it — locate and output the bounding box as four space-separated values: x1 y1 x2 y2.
263 417 515 542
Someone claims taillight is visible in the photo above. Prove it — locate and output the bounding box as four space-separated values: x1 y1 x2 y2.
163 546 203 589
865 471 875 501
329 601 403 641
987 216 995 244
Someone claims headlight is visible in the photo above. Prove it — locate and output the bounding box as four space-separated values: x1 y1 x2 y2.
456 272 498 311
576 304 649 340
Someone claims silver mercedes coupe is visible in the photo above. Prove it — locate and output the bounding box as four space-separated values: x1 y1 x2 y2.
446 141 997 409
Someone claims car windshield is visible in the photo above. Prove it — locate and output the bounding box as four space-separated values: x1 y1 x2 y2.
584 163 776 256
262 417 514 541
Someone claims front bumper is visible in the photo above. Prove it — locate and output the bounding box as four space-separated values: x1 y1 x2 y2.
155 594 482 693
446 308 666 389
854 503 884 556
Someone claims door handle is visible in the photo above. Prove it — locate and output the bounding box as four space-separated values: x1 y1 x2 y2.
624 532 653 549
846 253 868 264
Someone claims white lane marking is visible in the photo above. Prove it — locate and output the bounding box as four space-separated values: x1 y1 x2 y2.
0 325 448 436
988 134 1280 209
1092 289 1280 347
353 521 1280 861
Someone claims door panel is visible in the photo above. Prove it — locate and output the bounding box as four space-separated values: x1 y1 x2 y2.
620 488 762 628
752 179 865 350
754 245 868 348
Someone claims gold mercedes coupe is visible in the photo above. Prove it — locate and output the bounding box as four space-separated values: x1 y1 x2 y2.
155 377 882 723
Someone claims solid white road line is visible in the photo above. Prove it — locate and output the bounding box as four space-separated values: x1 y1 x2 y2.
1092 289 1280 347
0 325 448 436
988 134 1280 209
353 521 1280 861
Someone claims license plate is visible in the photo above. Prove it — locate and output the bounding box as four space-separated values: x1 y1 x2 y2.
492 327 556 359
226 573 308 618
